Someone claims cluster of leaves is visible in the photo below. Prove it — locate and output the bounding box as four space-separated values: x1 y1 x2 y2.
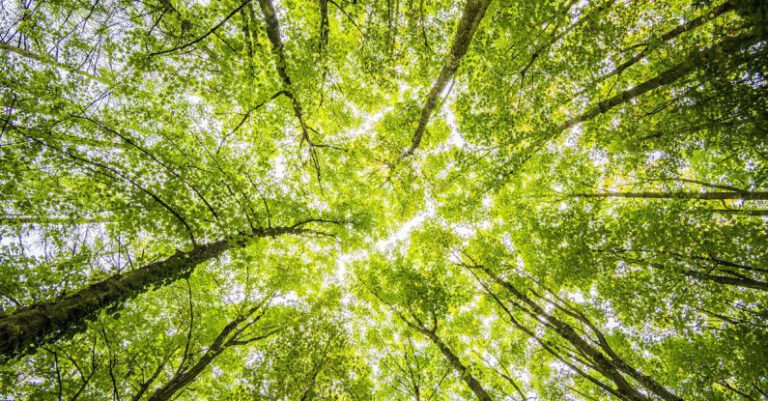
1 0 766 399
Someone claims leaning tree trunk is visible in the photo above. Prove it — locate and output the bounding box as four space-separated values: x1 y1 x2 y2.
680 269 768 291
424 330 494 401
0 225 309 361
375 289 495 401
145 303 274 401
258 0 311 137
557 31 761 133
473 272 644 401
592 1 735 86
480 266 683 401
573 191 768 201
403 0 492 158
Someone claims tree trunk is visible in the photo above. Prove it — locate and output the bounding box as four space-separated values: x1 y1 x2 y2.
480 266 682 401
472 272 633 400
146 351 218 401
573 191 768 201
424 330 493 401
146 304 270 401
258 0 323 178
0 225 309 361
558 32 760 133
317 0 329 55
682 269 768 291
403 0 492 158
594 1 734 85
375 289 494 401
713 209 768 217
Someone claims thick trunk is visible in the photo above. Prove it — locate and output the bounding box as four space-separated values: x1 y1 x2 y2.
0 225 305 361
558 32 760 133
573 191 768 201
683 269 768 291
0 240 228 360
404 0 492 158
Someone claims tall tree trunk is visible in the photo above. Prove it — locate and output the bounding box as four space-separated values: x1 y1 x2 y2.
713 209 768 217
0 224 315 361
258 0 324 180
372 290 494 401
573 191 768 201
558 31 761 133
423 330 493 401
479 266 683 401
403 0 492 158
592 1 735 86
146 304 274 401
680 269 768 291
317 0 329 55
470 269 636 400
257 0 310 134
613 250 768 292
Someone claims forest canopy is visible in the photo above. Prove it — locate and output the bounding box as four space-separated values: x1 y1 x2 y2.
1 0 767 399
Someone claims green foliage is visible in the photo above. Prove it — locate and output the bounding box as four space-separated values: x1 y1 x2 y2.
1 0 767 399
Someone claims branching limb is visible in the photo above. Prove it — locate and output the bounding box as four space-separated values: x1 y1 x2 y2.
149 0 253 57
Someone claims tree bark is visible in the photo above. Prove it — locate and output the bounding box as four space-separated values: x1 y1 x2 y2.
713 209 768 217
0 225 314 361
593 1 735 86
423 330 493 401
146 304 272 401
318 0 329 55
573 191 768 201
470 269 630 400
258 0 292 86
373 290 494 401
403 0 492 158
479 266 682 401
681 269 768 291
558 32 760 133
258 0 324 180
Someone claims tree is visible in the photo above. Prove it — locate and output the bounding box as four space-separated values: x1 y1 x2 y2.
2 0 767 399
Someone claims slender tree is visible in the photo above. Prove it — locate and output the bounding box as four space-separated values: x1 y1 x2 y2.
401 0 492 159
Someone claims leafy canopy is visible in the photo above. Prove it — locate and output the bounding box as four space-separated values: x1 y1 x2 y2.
1 0 767 400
